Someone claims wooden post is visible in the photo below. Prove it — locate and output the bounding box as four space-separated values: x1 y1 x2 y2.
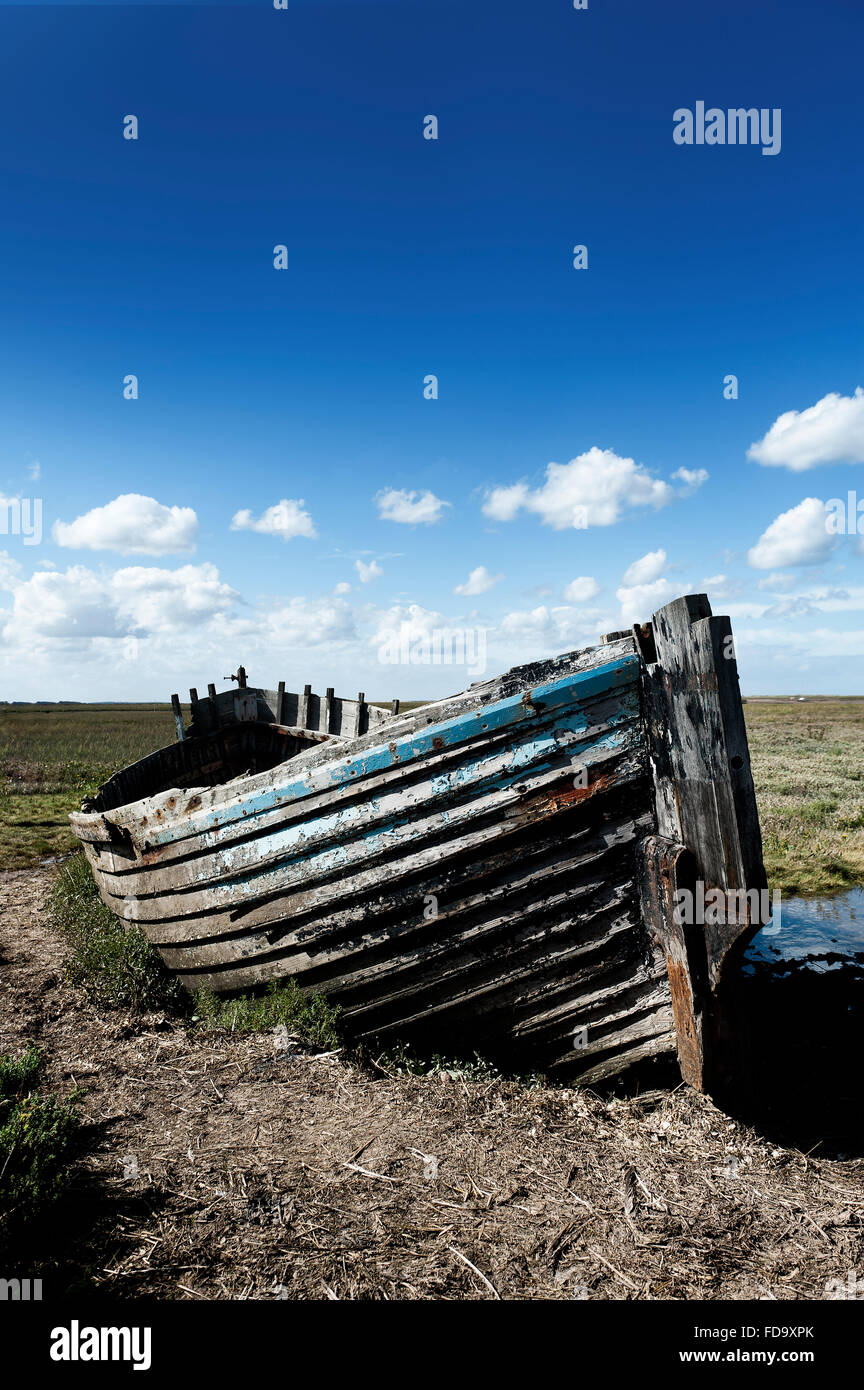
637 837 706 1088
323 687 334 734
299 684 311 729
275 680 285 725
352 692 365 738
171 694 185 742
640 594 768 1091
391 698 400 717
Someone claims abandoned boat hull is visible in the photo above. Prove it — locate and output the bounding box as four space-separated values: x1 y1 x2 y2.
72 646 675 1080
69 595 767 1087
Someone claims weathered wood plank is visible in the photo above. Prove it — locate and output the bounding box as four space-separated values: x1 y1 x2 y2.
642 595 768 1089
647 595 767 980
72 645 638 848
170 694 185 742
637 835 704 1087
352 692 364 738
91 709 643 916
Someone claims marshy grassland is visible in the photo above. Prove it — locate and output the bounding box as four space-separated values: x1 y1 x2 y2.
745 698 864 896
0 702 180 869
1 697 863 896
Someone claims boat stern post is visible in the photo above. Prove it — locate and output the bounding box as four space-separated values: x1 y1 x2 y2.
637 594 768 1092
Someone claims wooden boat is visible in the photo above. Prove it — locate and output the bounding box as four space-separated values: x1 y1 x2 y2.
69 595 767 1089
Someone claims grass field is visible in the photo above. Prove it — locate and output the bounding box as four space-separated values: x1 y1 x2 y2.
745 698 864 896
0 703 181 869
2 697 863 895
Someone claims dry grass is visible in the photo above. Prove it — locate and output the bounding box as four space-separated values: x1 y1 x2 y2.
3 869 863 1300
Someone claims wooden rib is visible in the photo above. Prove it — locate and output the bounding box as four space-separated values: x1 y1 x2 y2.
171 695 185 742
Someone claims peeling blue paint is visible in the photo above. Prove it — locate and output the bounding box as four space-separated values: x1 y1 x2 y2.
136 656 638 851
156 720 638 903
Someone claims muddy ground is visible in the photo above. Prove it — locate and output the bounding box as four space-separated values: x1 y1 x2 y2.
2 867 863 1301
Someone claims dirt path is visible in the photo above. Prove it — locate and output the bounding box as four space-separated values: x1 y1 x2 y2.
2 867 863 1301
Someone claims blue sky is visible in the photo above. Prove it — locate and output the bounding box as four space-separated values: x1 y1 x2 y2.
1 0 863 700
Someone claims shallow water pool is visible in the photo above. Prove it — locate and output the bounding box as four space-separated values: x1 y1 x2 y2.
744 887 864 971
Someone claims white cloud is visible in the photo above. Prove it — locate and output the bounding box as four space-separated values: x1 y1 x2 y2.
27 461 41 482
355 559 383 584
616 578 679 625
497 604 608 649
499 605 554 637
756 572 796 591
111 564 239 633
231 498 317 541
747 498 836 569
734 623 864 659
454 565 503 596
621 549 667 587
562 576 600 603
482 447 675 530
701 574 729 595
482 483 529 523
672 467 709 495
261 596 356 647
723 585 864 622
53 494 198 556
795 586 864 614
0 550 22 591
478 600 629 672
371 602 444 647
375 488 450 525
748 388 864 471
7 566 125 639
760 595 819 621
6 558 864 700
3 563 239 641
333 581 352 595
